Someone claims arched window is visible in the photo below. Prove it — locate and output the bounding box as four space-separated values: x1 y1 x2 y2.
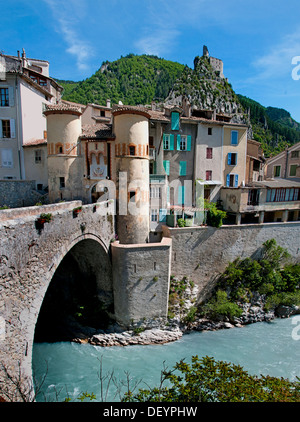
129 145 136 156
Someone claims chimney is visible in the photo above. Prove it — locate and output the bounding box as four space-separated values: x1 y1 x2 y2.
106 99 111 108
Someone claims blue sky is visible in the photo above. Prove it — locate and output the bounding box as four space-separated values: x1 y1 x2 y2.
2 0 300 121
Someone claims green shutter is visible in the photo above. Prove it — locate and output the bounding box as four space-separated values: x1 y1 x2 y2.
177 135 181 150
171 112 180 130
187 135 191 151
170 134 174 150
163 160 170 175
178 185 185 205
179 161 186 176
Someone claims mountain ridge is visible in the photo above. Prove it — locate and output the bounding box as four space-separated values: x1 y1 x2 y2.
55 53 300 157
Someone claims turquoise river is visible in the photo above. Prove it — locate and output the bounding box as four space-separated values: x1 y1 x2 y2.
32 317 300 402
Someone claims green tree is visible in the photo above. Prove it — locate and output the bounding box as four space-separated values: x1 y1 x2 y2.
122 356 300 402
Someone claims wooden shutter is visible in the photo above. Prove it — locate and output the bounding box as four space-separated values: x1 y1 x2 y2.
179 161 186 176
171 112 180 130
187 135 191 151
228 153 232 165
8 86 15 107
163 160 170 175
226 174 230 187
170 134 174 150
235 174 239 188
159 209 167 222
177 135 181 150
10 119 16 138
178 185 185 205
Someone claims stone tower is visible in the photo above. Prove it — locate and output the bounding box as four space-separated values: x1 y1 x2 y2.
44 103 84 203
112 105 150 244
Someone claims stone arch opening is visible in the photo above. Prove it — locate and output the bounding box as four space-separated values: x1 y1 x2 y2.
34 238 114 343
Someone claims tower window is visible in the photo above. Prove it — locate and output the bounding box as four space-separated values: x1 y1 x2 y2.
129 146 135 156
59 177 65 189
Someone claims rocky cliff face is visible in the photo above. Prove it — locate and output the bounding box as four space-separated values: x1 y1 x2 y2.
165 56 249 124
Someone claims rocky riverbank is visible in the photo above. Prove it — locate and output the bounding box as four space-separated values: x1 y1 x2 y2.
68 293 300 347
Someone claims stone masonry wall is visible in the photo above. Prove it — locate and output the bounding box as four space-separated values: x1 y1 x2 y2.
0 200 114 400
111 237 172 328
0 180 47 208
162 222 300 302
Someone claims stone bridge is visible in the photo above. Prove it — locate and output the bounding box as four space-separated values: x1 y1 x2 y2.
0 199 116 399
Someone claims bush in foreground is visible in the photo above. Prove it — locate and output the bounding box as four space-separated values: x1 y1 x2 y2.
122 356 300 402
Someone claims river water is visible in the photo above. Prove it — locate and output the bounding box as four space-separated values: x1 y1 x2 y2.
32 317 300 402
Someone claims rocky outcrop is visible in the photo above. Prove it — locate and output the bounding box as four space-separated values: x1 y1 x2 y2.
88 328 183 347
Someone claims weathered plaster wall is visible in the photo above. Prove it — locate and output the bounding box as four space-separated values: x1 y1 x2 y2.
163 222 300 301
0 200 114 399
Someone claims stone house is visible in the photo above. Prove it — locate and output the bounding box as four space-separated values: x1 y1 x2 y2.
264 142 300 180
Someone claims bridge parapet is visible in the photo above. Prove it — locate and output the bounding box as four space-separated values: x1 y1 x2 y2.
0 199 115 400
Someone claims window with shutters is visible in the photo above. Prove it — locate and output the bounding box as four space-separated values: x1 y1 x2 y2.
226 173 238 188
1 149 13 167
0 88 9 107
177 135 191 151
0 119 15 138
163 134 174 150
2 120 10 138
273 165 281 178
228 152 237 165
289 164 297 177
163 134 170 150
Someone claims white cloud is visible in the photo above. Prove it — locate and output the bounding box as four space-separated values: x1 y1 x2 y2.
43 0 93 72
250 29 300 82
136 27 180 56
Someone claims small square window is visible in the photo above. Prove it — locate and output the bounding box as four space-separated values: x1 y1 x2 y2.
206 147 213 159
274 166 281 178
59 177 65 189
0 88 9 107
206 170 212 181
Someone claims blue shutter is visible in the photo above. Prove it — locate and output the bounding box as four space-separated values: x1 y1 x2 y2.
179 161 186 176
177 135 181 150
226 174 230 187
163 160 170 175
228 153 232 165
235 174 239 188
231 131 238 145
170 134 174 150
159 209 167 222
171 112 180 130
187 135 192 151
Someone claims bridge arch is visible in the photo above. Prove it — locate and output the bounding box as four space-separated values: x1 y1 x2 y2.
23 231 113 388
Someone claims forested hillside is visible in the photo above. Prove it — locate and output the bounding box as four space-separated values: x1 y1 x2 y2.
57 54 185 106
237 95 300 157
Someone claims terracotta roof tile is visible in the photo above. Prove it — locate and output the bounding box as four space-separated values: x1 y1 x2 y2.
81 123 114 139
